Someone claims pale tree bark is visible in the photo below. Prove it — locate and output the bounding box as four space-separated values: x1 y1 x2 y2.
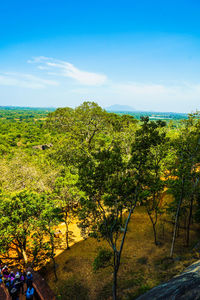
170 178 184 258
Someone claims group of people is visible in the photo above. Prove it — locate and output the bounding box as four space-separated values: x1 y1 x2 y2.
0 264 35 300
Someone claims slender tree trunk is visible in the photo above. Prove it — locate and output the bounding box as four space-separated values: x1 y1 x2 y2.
111 206 135 300
152 223 157 245
113 265 118 300
186 195 194 246
64 212 70 249
18 240 27 266
52 255 58 281
147 210 158 245
112 251 120 300
170 179 184 258
66 221 70 249
16 246 22 262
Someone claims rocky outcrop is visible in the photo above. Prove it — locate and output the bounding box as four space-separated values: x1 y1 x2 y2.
137 260 200 300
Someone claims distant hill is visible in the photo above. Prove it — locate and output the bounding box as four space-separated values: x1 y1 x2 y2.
106 104 135 111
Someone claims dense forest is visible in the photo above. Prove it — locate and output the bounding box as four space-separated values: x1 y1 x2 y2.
0 102 200 299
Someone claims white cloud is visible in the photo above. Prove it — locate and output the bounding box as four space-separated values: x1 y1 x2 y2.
29 56 107 86
1 56 200 112
0 72 59 89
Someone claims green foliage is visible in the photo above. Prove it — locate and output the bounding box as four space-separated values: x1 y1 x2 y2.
1 103 200 295
93 248 113 271
129 117 169 244
0 189 62 267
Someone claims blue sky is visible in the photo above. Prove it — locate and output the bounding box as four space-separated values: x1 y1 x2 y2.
1 0 200 112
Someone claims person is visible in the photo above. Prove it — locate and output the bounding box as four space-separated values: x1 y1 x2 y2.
26 271 33 288
26 282 34 300
5 277 12 293
2 265 9 279
10 281 20 300
9 271 15 284
20 271 25 294
10 273 21 300
9 271 15 279
4 277 15 297
13 273 21 291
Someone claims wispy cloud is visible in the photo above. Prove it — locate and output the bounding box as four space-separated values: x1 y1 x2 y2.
1 56 200 112
0 72 59 89
28 56 107 86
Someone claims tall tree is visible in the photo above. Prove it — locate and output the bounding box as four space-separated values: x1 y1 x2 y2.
167 112 200 256
0 189 62 272
0 190 45 266
46 101 137 166
77 144 138 300
130 117 168 245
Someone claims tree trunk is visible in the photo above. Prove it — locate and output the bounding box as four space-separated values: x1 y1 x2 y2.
16 246 22 262
113 266 118 300
111 206 135 300
65 221 70 250
64 212 70 250
52 255 58 281
170 179 184 258
112 251 120 300
152 223 157 245
147 210 158 245
186 195 194 246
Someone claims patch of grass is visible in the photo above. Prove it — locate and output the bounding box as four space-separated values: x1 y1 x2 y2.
97 280 113 300
133 285 151 299
137 256 148 265
154 256 174 270
45 206 200 300
56 276 89 300
119 277 137 290
93 248 113 271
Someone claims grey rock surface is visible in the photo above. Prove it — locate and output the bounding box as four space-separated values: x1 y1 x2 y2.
137 260 200 300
